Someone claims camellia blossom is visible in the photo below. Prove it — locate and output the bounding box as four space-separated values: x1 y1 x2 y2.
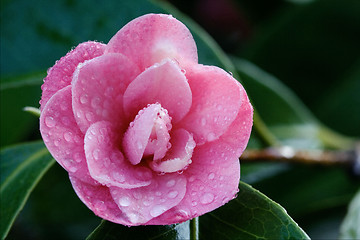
39 14 253 226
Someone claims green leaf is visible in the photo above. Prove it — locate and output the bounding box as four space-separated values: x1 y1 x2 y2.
199 181 309 240
86 220 190 240
0 141 54 239
233 57 355 150
242 0 360 136
339 189 360 239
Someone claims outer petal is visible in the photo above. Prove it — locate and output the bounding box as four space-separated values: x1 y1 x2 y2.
123 59 192 122
149 85 253 224
72 53 141 133
220 83 253 156
84 121 152 189
40 86 95 184
180 64 242 145
106 14 198 71
70 176 132 225
109 174 187 226
40 41 105 110
148 141 240 224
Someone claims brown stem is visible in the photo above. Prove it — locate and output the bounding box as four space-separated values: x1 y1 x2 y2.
240 145 358 167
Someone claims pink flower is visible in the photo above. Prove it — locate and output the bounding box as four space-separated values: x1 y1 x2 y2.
39 14 253 226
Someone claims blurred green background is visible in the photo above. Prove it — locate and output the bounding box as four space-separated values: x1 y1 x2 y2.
1 0 359 239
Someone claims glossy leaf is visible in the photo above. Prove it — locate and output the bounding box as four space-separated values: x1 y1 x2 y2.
339 189 360 239
86 220 190 240
233 57 355 150
199 181 309 240
0 141 54 239
242 0 360 136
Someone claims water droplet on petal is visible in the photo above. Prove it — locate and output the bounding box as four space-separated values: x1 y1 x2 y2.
150 205 167 217
208 172 215 180
93 149 100 160
64 132 73 142
80 94 88 104
112 171 125 183
167 190 178 199
189 176 196 182
45 116 56 128
128 212 139 224
191 201 198 206
166 179 176 187
94 200 107 211
200 193 214 205
118 196 131 207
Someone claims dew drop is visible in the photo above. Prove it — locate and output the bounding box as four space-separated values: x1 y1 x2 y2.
93 149 100 160
143 200 151 206
118 196 131 207
128 213 139 224
86 112 94 122
155 191 162 196
189 176 196 182
112 171 125 183
150 205 167 217
191 201 198 206
91 97 101 108
80 94 88 104
181 69 186 74
94 200 107 211
69 166 77 173
133 192 142 200
208 172 215 180
200 193 214 205
167 190 178 199
166 179 176 187
64 132 73 142
45 116 56 128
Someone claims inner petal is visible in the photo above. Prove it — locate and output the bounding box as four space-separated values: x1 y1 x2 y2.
123 103 172 165
149 128 196 173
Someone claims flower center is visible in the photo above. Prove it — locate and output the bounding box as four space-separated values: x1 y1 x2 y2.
123 103 195 174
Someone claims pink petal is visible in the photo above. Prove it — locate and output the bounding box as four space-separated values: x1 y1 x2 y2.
150 85 253 224
109 174 187 225
72 53 140 133
220 83 253 156
123 103 171 165
123 59 192 123
40 41 105 110
179 64 242 145
84 121 152 189
70 176 133 226
149 129 196 173
148 141 240 224
40 86 95 184
106 14 198 71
